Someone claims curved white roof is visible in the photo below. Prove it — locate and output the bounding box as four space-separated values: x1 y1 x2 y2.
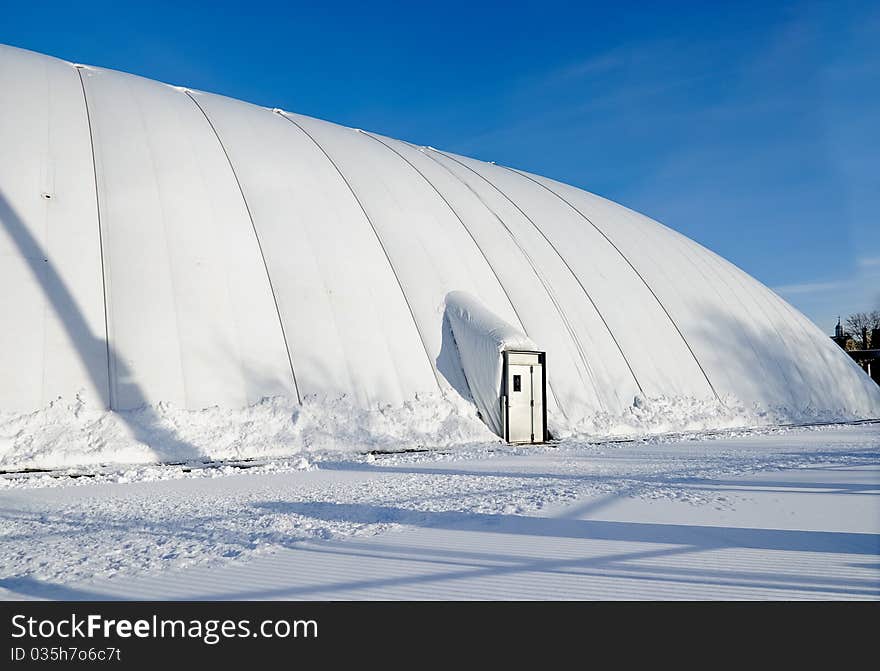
1 43 878 424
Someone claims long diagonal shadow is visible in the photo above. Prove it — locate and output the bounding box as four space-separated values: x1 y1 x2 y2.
1 497 877 600
0 189 200 462
268 539 880 600
253 501 880 555
0 575 116 601
213 501 879 600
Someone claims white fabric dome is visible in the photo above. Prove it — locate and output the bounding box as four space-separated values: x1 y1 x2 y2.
2 43 878 426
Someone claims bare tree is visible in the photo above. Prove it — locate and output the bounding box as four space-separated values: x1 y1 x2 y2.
845 310 880 348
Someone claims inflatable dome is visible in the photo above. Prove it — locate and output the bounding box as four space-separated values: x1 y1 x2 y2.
2 43 878 434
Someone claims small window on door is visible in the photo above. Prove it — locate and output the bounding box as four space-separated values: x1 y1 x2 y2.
513 374 521 392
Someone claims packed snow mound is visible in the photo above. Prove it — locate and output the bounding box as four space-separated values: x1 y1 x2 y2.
550 394 872 440
445 290 538 435
0 392 498 471
2 391 874 471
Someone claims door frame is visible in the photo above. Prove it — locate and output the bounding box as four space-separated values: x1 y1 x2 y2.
500 350 548 444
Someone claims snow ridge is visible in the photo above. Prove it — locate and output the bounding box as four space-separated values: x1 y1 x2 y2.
1 392 875 471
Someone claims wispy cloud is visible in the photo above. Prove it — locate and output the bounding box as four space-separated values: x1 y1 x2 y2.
450 38 728 156
857 255 880 268
545 51 628 83
772 280 851 296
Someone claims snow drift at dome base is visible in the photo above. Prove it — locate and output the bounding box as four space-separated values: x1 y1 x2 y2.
1 42 879 470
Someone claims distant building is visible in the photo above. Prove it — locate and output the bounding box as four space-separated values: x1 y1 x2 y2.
831 317 853 349
831 317 879 385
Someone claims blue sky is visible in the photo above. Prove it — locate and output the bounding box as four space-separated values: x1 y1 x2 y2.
3 0 877 333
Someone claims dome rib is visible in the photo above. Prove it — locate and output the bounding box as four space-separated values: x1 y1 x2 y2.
666 219 802 404
184 90 302 404
359 130 568 418
434 149 644 399
422 145 622 412
74 64 114 409
734 251 873 407
416 144 609 413
525 174 778 404
277 112 442 392
507 166 720 402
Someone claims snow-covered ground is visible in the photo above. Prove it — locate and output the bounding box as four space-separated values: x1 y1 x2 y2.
1 422 878 600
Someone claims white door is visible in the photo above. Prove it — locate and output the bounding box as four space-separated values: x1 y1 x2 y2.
507 364 533 443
